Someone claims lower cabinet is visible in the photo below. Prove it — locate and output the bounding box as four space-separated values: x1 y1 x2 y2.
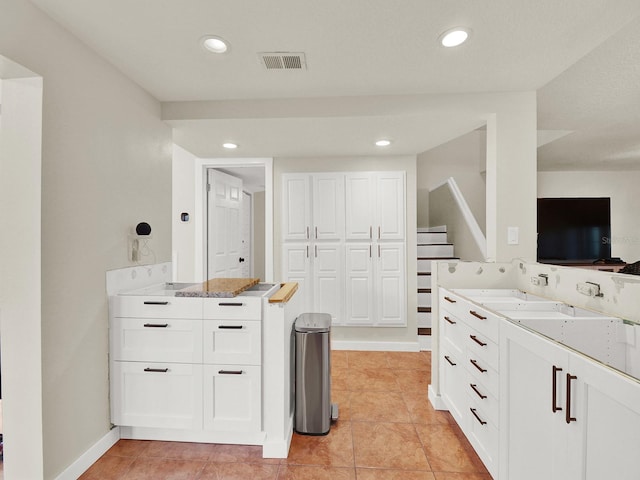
203 365 261 432
500 319 640 480
111 361 203 430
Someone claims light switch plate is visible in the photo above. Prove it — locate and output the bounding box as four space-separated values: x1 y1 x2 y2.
507 226 519 245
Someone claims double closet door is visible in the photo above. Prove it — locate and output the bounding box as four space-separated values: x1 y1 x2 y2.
281 171 406 327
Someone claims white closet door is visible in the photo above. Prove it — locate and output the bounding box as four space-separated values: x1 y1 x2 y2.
312 173 344 240
345 173 374 240
375 243 406 326
313 243 343 325
344 243 374 325
282 174 311 241
282 243 313 313
376 172 405 240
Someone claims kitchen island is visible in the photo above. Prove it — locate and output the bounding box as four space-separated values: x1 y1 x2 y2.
107 264 301 458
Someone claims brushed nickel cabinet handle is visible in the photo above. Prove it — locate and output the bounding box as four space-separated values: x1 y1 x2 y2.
369 226 372 239
444 355 456 366
444 316 456 325
566 373 577 424
315 226 318 239
378 226 381 239
218 370 243 375
469 310 487 320
143 301 169 305
306 226 309 239
470 335 487 347
470 383 487 399
444 296 456 304
470 408 487 425
143 323 169 328
144 367 168 373
552 365 563 413
470 359 487 373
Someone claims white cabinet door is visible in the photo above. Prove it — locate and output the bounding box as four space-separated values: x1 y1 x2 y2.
312 173 344 241
570 351 640 480
499 320 578 480
375 242 405 326
344 243 373 325
111 361 203 430
282 243 313 313
313 243 343 324
440 340 468 426
202 320 261 365
203 364 261 432
375 172 405 240
281 174 311 241
345 173 374 240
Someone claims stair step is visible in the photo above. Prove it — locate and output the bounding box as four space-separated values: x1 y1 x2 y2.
417 309 432 327
417 274 431 289
417 307 432 313
417 288 431 293
417 244 454 257
417 328 432 336
418 226 447 233
417 232 449 244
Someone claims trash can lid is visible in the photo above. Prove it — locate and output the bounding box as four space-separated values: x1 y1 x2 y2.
295 312 331 333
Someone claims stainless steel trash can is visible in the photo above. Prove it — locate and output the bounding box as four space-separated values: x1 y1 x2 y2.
295 312 333 435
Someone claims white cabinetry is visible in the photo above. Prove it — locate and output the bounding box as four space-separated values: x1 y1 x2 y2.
500 318 640 480
282 171 406 326
439 289 500 477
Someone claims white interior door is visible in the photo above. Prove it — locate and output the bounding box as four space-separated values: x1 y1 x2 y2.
207 169 243 278
241 191 252 277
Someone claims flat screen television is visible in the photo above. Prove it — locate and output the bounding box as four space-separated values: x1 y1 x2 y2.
537 197 611 263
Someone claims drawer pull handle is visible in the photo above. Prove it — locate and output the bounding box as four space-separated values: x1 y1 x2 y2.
566 373 577 424
143 323 169 328
469 310 487 320
218 325 243 330
444 316 456 325
219 302 244 307
552 365 563 413
444 355 456 366
470 335 487 347
470 383 487 399
144 367 168 373
143 301 169 305
444 296 456 304
470 408 487 425
219 370 243 375
470 359 487 373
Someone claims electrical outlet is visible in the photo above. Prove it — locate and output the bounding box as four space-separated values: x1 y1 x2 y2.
531 274 549 286
577 281 602 297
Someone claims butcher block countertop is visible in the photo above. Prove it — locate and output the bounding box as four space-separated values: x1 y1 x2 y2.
175 277 260 298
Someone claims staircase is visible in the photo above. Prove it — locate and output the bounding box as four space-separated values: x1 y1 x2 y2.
417 226 457 351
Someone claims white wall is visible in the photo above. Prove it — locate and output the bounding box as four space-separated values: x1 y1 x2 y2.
417 130 487 231
538 171 640 263
274 155 418 345
172 144 197 280
0 1 173 477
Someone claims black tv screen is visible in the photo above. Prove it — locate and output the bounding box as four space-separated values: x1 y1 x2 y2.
537 197 611 262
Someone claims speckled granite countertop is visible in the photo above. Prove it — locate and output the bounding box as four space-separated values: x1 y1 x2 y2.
175 277 260 298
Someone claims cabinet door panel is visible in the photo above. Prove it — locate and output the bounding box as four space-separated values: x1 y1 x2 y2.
111 361 202 430
376 243 405 326
282 174 310 241
203 365 261 432
282 243 312 313
345 173 374 240
345 244 373 325
312 174 344 240
440 340 467 427
375 172 405 240
313 243 343 325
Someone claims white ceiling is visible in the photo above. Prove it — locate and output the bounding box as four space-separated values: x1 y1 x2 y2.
29 0 640 169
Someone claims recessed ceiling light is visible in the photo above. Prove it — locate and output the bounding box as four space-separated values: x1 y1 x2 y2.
375 139 391 147
223 142 238 149
439 28 471 47
202 36 229 54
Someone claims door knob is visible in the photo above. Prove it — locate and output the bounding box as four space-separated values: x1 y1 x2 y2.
239 257 245 263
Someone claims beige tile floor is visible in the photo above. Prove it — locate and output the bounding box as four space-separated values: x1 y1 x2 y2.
79 351 492 480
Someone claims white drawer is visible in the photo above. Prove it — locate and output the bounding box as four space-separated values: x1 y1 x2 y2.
203 297 261 320
466 398 499 478
442 312 470 351
465 326 499 372
203 320 261 365
113 295 202 319
440 290 500 341
465 373 499 427
466 351 499 397
111 317 202 363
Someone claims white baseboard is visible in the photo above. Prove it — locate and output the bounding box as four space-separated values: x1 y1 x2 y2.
428 384 447 411
262 415 294 458
332 340 420 352
54 426 120 480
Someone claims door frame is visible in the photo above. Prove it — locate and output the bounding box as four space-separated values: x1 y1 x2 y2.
194 158 273 282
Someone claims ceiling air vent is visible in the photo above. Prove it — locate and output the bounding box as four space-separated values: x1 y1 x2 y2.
258 52 307 70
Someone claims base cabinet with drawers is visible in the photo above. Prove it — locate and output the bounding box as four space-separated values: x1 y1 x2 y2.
438 288 640 480
110 293 264 439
